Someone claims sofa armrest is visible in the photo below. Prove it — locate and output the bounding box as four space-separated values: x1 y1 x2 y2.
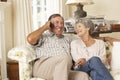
8 45 36 63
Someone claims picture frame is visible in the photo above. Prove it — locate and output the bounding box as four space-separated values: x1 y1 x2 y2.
64 19 75 33
90 17 106 32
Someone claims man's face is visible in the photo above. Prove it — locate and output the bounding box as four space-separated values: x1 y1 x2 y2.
50 16 64 37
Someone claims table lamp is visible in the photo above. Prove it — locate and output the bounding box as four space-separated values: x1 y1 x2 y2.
66 0 94 19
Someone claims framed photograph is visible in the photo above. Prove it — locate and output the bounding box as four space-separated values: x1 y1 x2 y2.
91 18 105 26
90 18 106 32
64 19 75 33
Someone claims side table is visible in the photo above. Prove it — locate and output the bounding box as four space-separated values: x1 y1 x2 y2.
7 61 19 80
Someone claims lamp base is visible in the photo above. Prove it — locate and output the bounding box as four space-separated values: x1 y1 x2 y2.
74 3 87 19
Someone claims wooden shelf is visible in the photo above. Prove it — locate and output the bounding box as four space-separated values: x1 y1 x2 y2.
111 24 120 32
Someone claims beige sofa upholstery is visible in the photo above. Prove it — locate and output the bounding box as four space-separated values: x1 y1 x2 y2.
7 42 119 80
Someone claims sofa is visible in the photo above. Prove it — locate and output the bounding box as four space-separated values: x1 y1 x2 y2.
7 41 120 80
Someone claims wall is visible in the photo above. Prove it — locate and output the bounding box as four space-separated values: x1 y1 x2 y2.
86 0 120 20
4 2 13 55
68 0 120 39
0 2 13 58
0 2 12 79
69 0 120 20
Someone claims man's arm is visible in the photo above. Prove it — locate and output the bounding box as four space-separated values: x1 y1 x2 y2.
27 21 50 45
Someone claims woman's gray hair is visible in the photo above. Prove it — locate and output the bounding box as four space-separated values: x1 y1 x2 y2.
75 18 95 36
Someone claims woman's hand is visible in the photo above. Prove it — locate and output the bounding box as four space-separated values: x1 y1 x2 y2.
75 58 86 67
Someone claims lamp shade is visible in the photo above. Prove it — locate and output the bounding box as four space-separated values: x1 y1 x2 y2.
66 0 94 5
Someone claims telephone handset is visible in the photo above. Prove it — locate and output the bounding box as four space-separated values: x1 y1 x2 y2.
50 22 54 29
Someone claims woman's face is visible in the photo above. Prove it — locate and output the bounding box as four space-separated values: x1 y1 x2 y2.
75 22 89 37
50 16 64 37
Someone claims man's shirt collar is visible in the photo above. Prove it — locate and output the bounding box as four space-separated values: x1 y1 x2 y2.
47 30 64 38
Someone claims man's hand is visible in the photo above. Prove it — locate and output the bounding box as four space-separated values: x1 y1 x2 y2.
43 21 51 31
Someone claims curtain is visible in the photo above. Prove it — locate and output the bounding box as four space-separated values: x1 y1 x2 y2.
12 0 33 46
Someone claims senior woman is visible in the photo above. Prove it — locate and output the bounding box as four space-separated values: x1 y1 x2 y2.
71 18 113 80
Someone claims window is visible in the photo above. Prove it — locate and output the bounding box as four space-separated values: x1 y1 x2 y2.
32 0 68 30
32 0 47 30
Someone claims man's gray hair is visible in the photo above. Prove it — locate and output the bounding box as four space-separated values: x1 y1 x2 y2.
75 18 95 35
